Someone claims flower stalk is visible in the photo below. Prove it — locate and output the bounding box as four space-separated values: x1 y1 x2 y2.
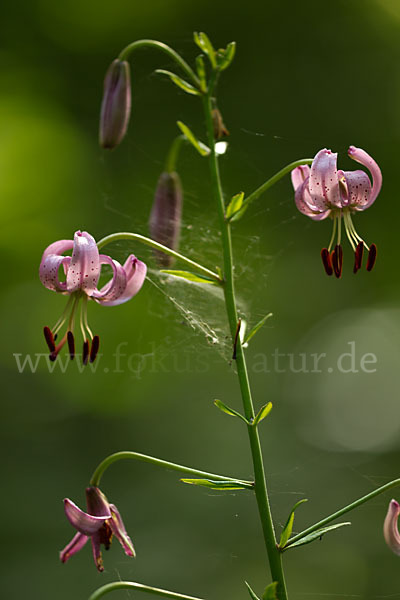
202 91 288 598
88 581 205 600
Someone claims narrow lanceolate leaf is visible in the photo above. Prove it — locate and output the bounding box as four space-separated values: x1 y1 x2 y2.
279 499 308 548
181 479 252 490
245 582 261 600
195 55 207 92
177 121 210 156
284 522 351 550
193 32 216 68
217 41 236 71
225 192 244 219
214 399 249 424
244 313 273 345
253 402 273 426
155 70 201 96
160 270 218 285
262 582 278 600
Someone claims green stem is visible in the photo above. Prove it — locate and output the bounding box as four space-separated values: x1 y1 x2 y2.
242 159 313 209
202 92 288 599
89 450 252 488
118 39 200 88
97 232 221 283
286 478 400 548
88 581 205 600
165 135 185 173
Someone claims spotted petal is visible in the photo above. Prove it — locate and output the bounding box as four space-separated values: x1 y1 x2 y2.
66 231 100 295
339 169 371 209
109 503 136 557
384 499 400 556
60 531 88 564
64 498 111 535
291 164 310 191
309 149 341 210
348 145 382 209
295 177 331 221
92 255 127 304
97 255 147 307
39 240 74 292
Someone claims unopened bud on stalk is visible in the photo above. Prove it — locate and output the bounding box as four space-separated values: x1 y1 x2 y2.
149 172 183 267
99 59 131 149
212 108 229 140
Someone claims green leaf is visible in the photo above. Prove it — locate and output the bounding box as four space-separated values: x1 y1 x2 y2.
244 313 273 345
279 499 308 548
181 478 252 490
195 55 207 92
284 522 351 550
229 202 248 222
217 41 236 71
177 121 210 156
155 70 201 96
160 270 217 285
193 32 216 68
262 582 278 600
214 399 249 423
245 582 261 600
253 402 273 426
225 192 244 219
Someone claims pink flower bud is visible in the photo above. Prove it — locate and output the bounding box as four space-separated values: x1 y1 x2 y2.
149 171 183 267
383 499 400 556
99 59 131 149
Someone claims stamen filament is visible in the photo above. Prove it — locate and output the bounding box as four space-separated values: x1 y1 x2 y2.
343 212 356 252
82 296 94 340
327 215 337 253
52 295 74 336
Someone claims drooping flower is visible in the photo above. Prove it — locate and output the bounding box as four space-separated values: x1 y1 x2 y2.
60 486 135 572
383 499 400 556
39 230 146 363
149 171 183 267
99 59 131 149
291 146 382 278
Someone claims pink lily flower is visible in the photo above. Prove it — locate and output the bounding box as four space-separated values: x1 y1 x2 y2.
383 499 400 556
39 230 146 363
60 486 135 572
291 146 382 278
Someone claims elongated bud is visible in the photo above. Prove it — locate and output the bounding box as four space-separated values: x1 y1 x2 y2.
383 499 400 556
212 108 229 140
149 172 183 267
99 59 131 149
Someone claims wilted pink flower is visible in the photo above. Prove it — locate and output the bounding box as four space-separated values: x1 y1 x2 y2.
60 486 135 572
149 171 183 267
383 499 400 556
291 146 382 278
99 59 131 149
40 230 146 362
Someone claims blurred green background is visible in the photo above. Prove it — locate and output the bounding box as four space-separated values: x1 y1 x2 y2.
2 0 400 598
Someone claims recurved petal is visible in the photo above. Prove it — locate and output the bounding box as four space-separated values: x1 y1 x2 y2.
97 255 147 307
92 255 127 304
66 231 100 295
64 498 111 535
40 255 71 292
60 531 88 563
291 165 310 191
109 504 136 557
295 177 331 221
348 145 382 209
340 169 372 209
384 499 400 556
309 149 341 210
91 531 105 572
41 239 74 261
85 486 112 517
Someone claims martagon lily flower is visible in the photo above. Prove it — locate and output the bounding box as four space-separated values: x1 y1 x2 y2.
291 146 382 278
383 499 400 556
39 230 146 363
60 486 135 572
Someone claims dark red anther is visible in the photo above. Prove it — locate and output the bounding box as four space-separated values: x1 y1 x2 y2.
67 331 75 360
331 244 343 279
43 326 56 353
90 335 100 363
321 248 333 276
366 243 377 272
353 241 364 274
82 340 90 365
